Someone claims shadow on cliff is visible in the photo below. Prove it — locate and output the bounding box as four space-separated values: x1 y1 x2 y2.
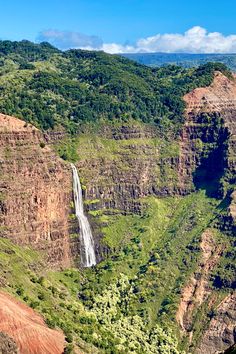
193 145 226 198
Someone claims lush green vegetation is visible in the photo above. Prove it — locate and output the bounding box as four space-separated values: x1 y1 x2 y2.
2 190 233 353
0 40 232 133
0 40 235 353
85 192 218 325
0 229 181 353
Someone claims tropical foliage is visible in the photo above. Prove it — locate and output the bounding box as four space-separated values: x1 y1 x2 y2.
0 40 231 133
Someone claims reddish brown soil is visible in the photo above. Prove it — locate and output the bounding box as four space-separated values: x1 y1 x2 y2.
184 72 236 114
0 291 65 354
0 113 38 132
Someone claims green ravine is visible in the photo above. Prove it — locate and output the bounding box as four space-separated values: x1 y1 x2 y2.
1 191 234 353
0 40 235 354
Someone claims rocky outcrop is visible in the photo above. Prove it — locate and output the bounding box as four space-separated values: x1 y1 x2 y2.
229 190 236 223
176 228 236 354
0 291 65 354
75 125 183 216
195 293 236 354
0 114 78 268
176 230 223 334
182 72 236 196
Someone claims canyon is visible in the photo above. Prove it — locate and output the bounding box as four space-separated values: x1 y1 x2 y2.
0 114 77 268
1 73 235 265
0 71 235 353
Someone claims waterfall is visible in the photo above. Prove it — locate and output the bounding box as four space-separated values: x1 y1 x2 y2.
71 164 96 267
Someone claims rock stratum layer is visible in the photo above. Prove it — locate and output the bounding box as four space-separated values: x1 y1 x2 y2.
0 72 235 267
180 72 236 196
0 114 78 268
196 293 236 354
0 291 65 354
0 72 235 354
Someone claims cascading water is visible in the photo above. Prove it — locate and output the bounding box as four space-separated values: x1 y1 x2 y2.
71 164 96 267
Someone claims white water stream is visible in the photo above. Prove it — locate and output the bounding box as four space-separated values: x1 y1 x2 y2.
71 164 96 267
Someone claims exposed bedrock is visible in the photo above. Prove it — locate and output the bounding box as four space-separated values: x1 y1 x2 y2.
0 114 78 268
0 72 236 268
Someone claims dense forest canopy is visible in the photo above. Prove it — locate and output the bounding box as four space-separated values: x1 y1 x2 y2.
0 40 232 133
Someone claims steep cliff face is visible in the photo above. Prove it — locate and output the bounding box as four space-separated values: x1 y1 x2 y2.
181 72 236 197
0 71 235 354
196 293 236 354
176 229 223 333
72 125 182 217
177 72 236 353
1 72 235 268
66 74 236 219
0 114 78 268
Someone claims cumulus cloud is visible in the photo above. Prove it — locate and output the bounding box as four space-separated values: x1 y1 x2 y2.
37 27 236 54
133 27 236 53
37 29 103 50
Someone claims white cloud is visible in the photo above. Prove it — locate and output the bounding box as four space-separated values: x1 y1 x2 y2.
37 27 236 54
37 30 103 50
132 27 236 53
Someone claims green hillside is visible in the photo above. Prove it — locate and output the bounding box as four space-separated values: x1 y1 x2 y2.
0 41 235 354
1 190 234 353
0 40 231 133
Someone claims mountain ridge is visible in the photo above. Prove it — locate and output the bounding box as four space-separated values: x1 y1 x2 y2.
0 41 235 353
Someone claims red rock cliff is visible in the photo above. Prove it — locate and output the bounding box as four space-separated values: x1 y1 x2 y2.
0 114 78 268
179 72 236 198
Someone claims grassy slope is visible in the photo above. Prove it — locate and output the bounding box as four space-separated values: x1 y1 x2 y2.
1 190 232 353
85 192 218 325
0 41 234 353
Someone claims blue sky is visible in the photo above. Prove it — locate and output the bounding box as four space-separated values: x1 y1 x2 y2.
1 0 236 53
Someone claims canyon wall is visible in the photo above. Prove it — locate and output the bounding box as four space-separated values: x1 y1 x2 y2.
0 72 235 353
72 73 236 218
0 72 236 267
0 114 78 268
182 72 236 197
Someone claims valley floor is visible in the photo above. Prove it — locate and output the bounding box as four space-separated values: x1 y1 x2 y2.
0 191 234 353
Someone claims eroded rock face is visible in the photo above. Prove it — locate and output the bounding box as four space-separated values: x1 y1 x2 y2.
182 72 236 196
195 293 236 354
176 230 223 334
71 73 236 217
0 73 235 354
0 114 77 268
229 190 236 223
1 72 236 267
75 126 185 216
0 71 236 265
0 291 65 354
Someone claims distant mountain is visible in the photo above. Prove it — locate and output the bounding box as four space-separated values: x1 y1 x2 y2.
122 53 236 71
0 40 236 354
